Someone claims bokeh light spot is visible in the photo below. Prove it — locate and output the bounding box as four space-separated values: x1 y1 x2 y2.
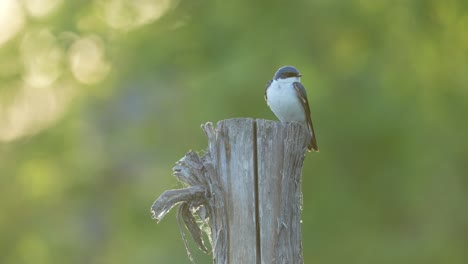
22 0 63 18
20 29 64 88
69 36 110 84
0 0 25 46
0 82 75 142
101 0 173 30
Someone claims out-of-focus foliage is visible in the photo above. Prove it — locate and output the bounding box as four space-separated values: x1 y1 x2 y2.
1 0 467 263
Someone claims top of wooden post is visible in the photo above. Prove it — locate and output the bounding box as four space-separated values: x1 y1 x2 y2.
151 118 310 264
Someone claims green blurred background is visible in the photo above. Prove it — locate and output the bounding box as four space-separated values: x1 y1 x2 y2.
1 0 467 263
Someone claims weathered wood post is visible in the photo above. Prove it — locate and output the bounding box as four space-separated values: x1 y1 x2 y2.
151 118 310 264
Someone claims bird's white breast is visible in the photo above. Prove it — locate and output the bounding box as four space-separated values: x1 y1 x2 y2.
266 79 306 123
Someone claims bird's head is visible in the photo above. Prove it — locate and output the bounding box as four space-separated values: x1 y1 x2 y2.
273 66 302 81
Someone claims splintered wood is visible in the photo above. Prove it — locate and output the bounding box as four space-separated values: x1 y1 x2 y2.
151 118 310 264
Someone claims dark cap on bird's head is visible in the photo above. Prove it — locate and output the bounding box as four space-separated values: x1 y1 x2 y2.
274 66 302 80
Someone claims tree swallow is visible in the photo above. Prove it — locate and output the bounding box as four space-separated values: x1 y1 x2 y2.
265 66 319 152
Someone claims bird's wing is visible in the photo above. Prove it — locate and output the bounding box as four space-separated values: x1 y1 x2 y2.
293 82 319 152
264 79 273 103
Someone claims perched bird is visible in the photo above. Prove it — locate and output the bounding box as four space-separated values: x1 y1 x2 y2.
265 66 319 152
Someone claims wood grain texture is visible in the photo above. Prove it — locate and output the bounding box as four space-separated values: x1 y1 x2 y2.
215 118 258 263
257 119 309 264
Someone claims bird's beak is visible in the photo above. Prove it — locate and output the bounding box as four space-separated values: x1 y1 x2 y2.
297 74 302 77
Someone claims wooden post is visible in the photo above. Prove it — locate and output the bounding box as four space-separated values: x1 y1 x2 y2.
151 118 310 264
